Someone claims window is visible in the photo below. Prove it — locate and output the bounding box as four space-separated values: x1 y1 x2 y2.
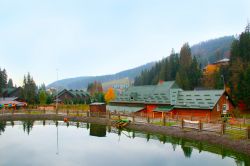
222 104 227 114
217 104 220 112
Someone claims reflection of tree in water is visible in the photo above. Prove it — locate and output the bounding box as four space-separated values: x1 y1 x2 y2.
55 121 58 127
235 159 245 166
0 121 6 135
86 123 89 130
181 139 193 158
89 124 106 137
22 120 34 135
11 121 14 127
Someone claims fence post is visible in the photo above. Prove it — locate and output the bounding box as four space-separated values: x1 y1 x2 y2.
199 120 202 131
221 122 226 135
147 115 150 123
163 113 166 126
109 111 111 119
181 119 184 129
67 110 69 116
87 110 90 117
132 113 135 123
118 112 121 120
247 126 250 139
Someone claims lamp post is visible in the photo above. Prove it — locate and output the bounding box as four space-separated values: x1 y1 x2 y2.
56 69 59 112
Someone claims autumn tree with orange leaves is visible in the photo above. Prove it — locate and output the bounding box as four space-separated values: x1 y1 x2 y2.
104 88 116 103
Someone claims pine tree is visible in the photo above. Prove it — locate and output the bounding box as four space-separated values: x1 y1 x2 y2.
178 43 192 89
39 90 47 105
22 73 37 104
7 79 13 88
229 23 250 110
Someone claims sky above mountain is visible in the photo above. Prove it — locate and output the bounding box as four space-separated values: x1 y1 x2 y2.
0 0 250 86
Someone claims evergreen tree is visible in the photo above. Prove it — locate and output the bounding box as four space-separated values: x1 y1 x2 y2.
39 90 47 105
177 43 192 89
169 50 179 80
0 68 8 96
189 56 202 88
22 73 37 104
179 43 192 69
7 79 13 88
229 23 250 109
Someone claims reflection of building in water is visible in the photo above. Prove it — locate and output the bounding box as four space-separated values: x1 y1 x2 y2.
89 124 106 137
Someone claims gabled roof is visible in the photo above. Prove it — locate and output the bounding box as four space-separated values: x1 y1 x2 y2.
58 89 89 98
174 90 225 109
113 81 179 104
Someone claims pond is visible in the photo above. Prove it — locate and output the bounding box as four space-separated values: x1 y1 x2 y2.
0 120 249 166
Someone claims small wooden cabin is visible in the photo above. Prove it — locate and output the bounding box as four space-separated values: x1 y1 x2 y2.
90 103 106 112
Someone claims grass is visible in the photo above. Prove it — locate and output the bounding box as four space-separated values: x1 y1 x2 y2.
152 121 177 127
225 127 248 140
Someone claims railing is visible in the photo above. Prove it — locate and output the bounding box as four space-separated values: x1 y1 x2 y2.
0 108 250 139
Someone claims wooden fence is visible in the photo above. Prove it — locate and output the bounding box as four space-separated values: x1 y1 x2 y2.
0 108 250 139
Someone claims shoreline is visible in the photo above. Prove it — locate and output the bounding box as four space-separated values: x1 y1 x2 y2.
0 114 250 157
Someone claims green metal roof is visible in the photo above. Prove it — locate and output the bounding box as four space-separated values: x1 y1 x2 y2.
154 106 174 112
58 89 89 98
112 81 226 110
174 90 224 109
113 81 179 104
106 105 144 113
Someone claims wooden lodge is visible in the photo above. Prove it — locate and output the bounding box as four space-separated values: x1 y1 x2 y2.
56 89 90 104
108 81 234 121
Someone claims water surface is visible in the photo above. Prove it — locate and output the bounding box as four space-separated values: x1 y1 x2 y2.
0 121 248 166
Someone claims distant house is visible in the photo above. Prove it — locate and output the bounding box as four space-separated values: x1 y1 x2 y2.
203 58 230 76
108 81 234 121
56 89 90 104
2 87 22 98
0 97 27 109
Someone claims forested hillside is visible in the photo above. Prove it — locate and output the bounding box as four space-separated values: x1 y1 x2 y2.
191 36 235 66
134 36 235 88
134 44 202 90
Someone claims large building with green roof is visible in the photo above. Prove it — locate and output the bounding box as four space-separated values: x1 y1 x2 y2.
108 81 234 120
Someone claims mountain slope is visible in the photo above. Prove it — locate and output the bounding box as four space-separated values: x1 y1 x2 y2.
47 62 155 89
48 35 235 90
191 36 235 65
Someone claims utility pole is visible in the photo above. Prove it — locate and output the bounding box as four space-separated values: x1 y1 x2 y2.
221 75 225 90
56 69 59 111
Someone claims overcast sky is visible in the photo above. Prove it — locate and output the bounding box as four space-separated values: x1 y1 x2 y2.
1 0 250 86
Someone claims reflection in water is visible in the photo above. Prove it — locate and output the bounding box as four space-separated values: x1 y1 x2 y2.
0 120 249 166
90 124 106 137
0 121 6 135
181 139 193 158
22 120 34 135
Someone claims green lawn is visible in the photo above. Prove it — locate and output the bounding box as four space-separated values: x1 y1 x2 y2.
152 121 177 127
